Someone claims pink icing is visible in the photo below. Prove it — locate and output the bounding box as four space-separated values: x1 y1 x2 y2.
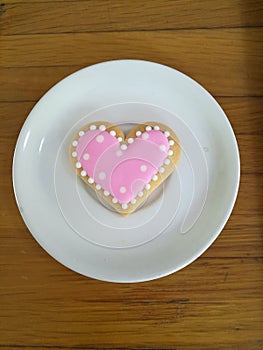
76 128 169 204
111 159 156 202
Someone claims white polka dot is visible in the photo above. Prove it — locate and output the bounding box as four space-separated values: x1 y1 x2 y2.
72 151 77 157
75 162 81 169
127 138 134 144
120 186 126 194
99 125 106 131
122 203 128 210
117 136 123 142
154 125 160 130
136 131 142 137
112 197 118 204
83 153 90 160
90 125 96 130
138 191 144 197
121 144 127 150
164 131 170 137
72 140 78 147
88 177 94 184
165 158 171 165
140 165 147 172
95 184 101 190
160 144 166 152
79 130 85 136
145 183 151 190
116 150 122 157
142 132 149 140
131 198 137 204
96 135 104 143
98 172 106 180
159 167 165 173
110 130 116 137
146 126 152 131
169 140 175 146
104 190 110 196
80 170 86 177
152 174 158 181
168 150 173 156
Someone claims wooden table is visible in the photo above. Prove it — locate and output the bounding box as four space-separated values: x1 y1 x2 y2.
1 1 262 349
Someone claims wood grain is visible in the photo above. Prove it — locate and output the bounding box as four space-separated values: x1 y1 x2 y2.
216 97 263 134
1 66 263 102
1 28 262 96
1 0 262 349
0 254 262 348
1 0 263 35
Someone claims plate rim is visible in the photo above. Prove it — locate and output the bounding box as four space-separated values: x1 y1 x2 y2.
12 59 240 283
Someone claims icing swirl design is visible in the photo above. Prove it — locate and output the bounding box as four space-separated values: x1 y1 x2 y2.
70 123 180 213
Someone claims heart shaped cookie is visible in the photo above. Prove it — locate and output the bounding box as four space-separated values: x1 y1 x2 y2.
70 122 180 216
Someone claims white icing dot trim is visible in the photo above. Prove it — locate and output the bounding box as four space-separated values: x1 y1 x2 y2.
145 183 151 190
127 138 134 144
88 177 94 184
73 123 176 207
142 132 149 140
152 174 158 181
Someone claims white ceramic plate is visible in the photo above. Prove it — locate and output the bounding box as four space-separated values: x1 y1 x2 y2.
13 60 240 282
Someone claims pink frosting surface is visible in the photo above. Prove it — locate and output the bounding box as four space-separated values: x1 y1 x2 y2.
76 129 169 203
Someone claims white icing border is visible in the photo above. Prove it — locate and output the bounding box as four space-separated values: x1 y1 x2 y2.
72 123 176 209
